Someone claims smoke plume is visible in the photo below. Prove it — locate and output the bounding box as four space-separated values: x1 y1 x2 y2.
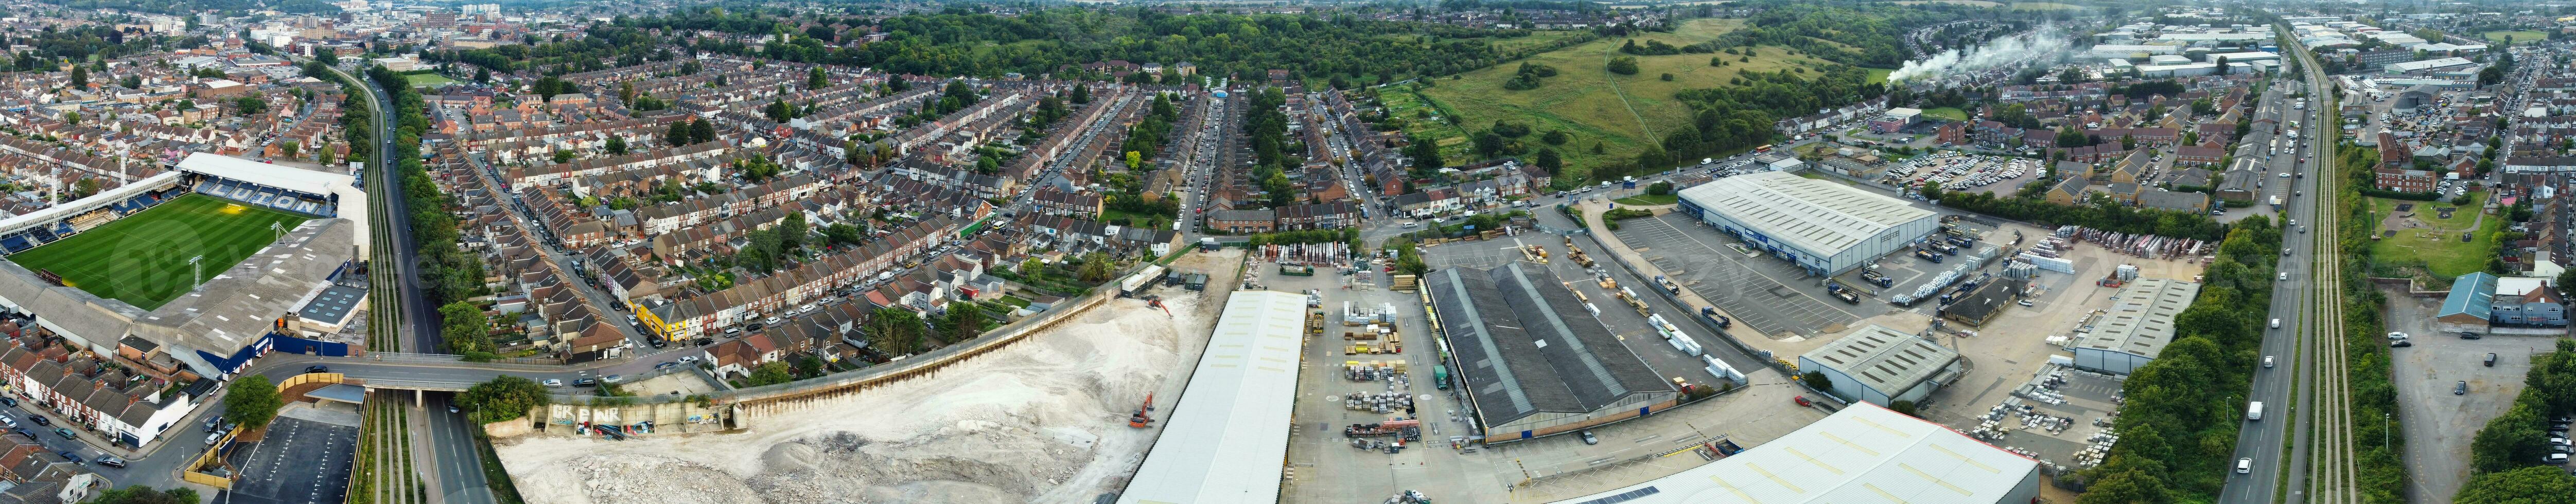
1889 28 2074 83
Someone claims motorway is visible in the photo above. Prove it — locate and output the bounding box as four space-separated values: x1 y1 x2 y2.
2219 30 2342 504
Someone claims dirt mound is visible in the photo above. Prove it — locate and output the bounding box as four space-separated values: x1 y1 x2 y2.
496 263 1236 504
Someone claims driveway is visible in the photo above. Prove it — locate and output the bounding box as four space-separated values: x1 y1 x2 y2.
2385 286 2543 503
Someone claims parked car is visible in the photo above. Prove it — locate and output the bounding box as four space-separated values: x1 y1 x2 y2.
656 362 677 370
304 365 329 374
2488 353 2501 367
1579 430 1599 445
51 428 72 440
2457 381 2470 395
603 375 624 384
573 378 599 387
55 451 76 464
541 379 565 388
2391 340 2413 348
28 416 48 426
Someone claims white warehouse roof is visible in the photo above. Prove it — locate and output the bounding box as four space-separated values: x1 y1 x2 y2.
1549 403 2039 504
1800 324 1960 398
1115 290 1307 504
1675 171 1935 258
2074 278 2201 360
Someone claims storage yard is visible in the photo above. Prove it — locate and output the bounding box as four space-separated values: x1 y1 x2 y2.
494 251 1241 504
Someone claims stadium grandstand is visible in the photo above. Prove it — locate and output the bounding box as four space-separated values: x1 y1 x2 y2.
0 153 364 255
0 152 369 380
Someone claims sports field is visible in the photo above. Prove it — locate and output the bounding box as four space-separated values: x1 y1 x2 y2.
7 194 309 309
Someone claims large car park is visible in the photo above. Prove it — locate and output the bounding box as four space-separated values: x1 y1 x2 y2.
1883 152 2037 195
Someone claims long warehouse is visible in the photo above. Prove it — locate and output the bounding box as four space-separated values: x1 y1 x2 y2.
1115 290 1307 504
1675 171 1941 276
1424 262 1676 442
1549 403 2041 503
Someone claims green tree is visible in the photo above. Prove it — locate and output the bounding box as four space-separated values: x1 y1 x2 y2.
553 149 576 164
865 307 926 355
278 140 299 159
807 67 828 89
85 485 202 504
747 362 793 386
1646 181 1674 196
668 122 690 147
235 96 267 116
1406 134 1444 170
221 375 282 430
2455 466 2576 503
68 65 85 88
1534 148 1563 176
690 118 715 144
458 375 551 424
1078 252 1116 282
606 136 627 155
1541 130 1570 146
1800 371 1834 392
438 301 494 356
1888 400 1918 416
942 302 986 341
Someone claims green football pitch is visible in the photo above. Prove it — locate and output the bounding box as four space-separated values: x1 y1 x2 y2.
6 194 310 310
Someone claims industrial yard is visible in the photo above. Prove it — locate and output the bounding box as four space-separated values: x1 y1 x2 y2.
494 251 1243 504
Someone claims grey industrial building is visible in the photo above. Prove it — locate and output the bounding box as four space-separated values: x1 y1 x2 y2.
1675 171 1940 276
2071 278 2202 374
1796 325 1964 407
1423 262 1677 443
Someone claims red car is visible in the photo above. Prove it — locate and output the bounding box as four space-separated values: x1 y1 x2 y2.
1794 395 1813 407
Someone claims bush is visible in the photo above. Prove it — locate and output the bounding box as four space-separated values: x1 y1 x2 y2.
2360 188 2441 201
1606 57 1640 75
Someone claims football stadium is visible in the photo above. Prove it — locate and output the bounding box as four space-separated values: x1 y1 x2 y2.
0 152 370 383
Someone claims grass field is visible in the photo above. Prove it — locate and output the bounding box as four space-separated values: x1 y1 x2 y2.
1866 67 1895 84
7 194 309 309
404 73 459 88
2368 194 2498 279
2483 30 2548 45
1398 17 1837 185
1922 107 1970 122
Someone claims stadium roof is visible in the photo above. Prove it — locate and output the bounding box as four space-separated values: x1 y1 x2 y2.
176 152 354 197
1424 263 1671 428
0 172 180 238
2075 279 2201 359
1548 403 2039 504
1115 290 1306 504
1676 171 1935 257
1799 325 1959 400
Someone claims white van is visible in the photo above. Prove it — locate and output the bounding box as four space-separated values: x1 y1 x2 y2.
2247 401 2265 421
2264 356 2275 368
2271 318 2282 329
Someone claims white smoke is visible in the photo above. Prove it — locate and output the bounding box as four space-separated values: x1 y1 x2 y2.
1889 28 2075 83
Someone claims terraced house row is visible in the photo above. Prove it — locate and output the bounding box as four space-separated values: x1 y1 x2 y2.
632 215 959 342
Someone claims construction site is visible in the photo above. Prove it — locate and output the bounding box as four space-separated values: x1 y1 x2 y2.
493 250 1242 504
